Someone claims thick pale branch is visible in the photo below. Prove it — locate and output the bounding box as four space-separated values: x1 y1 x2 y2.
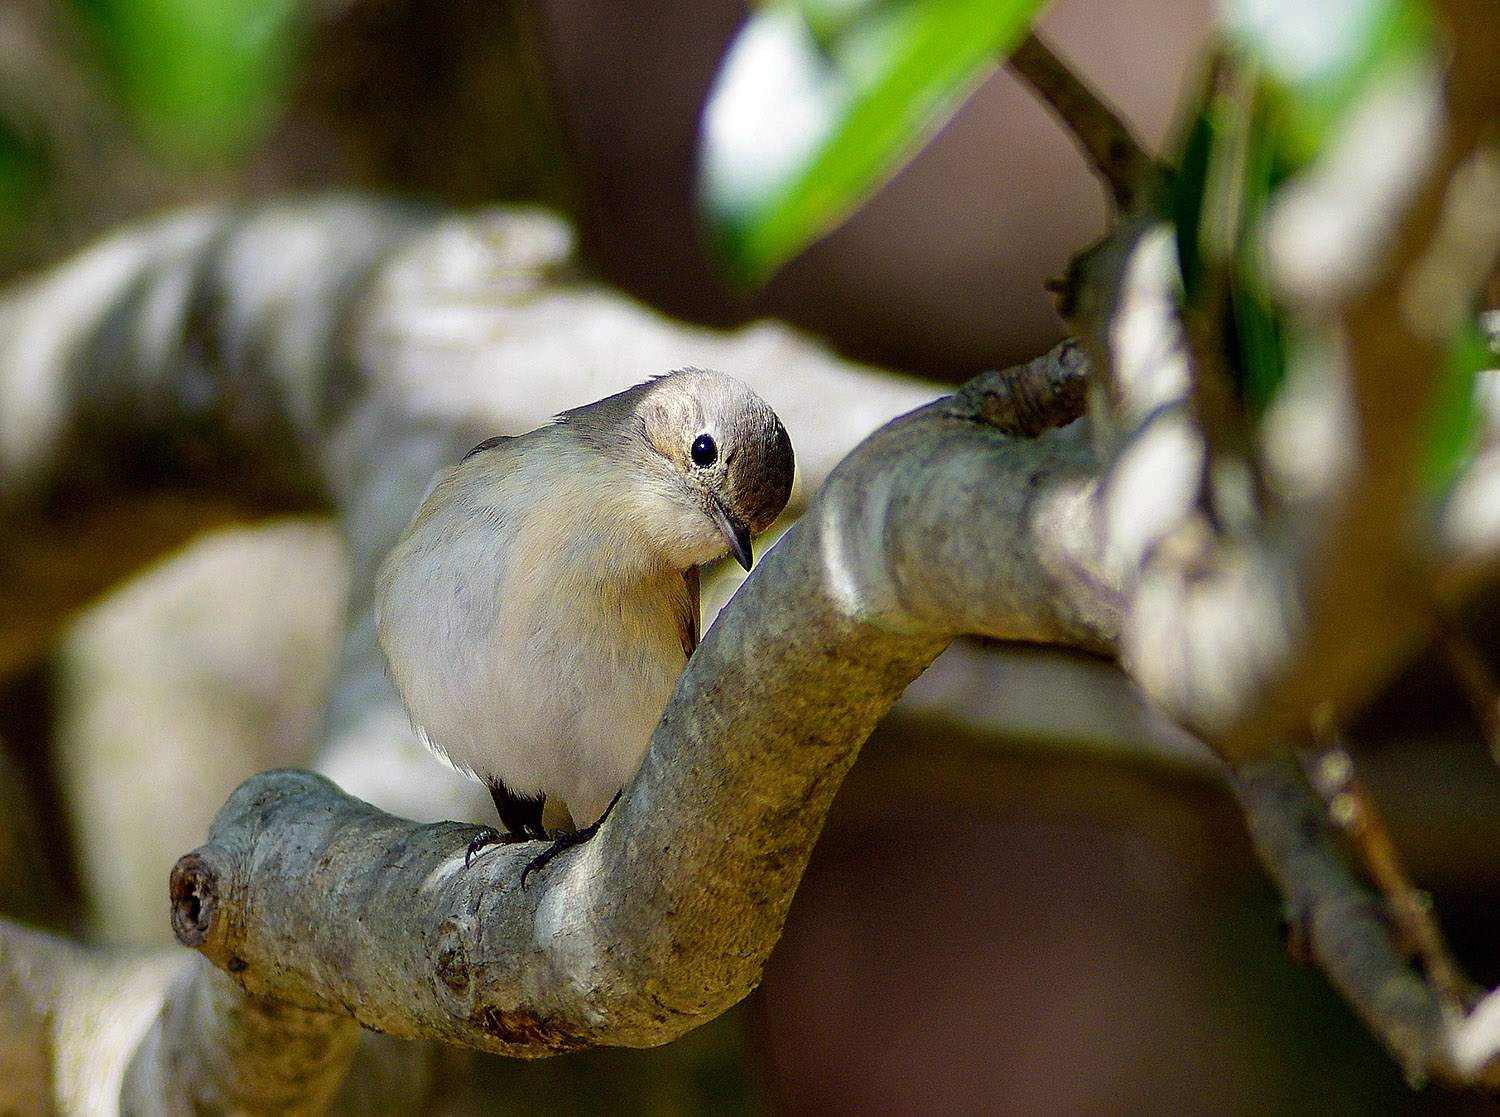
162 355 1106 1056
121 958 360 1116
0 917 185 1115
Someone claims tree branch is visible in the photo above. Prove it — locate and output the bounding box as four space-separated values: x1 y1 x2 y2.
1 24 1498 1088
152 347 1103 1057
122 957 360 1116
1067 7 1500 760
1232 757 1500 1089
1005 31 1161 215
0 918 185 1114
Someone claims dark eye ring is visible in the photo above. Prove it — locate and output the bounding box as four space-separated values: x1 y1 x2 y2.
690 433 718 467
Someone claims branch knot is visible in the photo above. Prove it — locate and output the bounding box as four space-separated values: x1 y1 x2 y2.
170 851 220 948
945 339 1089 437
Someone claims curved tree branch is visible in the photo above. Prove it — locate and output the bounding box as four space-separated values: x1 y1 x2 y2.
142 347 1100 1060
0 196 958 1110
1 9 1498 1102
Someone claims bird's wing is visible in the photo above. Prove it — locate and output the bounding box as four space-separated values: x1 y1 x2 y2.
461 433 512 461
680 565 701 657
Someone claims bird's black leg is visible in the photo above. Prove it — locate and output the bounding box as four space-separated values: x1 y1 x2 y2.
520 790 623 888
466 782 547 867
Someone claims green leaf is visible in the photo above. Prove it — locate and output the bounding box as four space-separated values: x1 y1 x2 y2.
1170 110 1214 304
699 0 1051 284
1220 0 1433 167
1422 321 1493 494
68 0 302 162
1168 63 1285 415
1227 87 1284 414
1169 0 1438 420
1228 270 1282 415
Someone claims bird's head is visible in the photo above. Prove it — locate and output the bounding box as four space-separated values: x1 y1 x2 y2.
620 368 795 571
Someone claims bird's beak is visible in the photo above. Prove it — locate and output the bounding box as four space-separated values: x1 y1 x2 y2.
710 498 754 571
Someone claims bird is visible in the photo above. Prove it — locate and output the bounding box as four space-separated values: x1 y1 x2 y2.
375 368 795 883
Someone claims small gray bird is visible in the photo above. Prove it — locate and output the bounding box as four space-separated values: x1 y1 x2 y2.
376 368 794 881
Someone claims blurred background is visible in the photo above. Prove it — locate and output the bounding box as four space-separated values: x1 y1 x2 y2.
2 0 1499 1113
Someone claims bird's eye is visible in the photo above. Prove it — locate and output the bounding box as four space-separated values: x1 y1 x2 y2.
690 433 718 467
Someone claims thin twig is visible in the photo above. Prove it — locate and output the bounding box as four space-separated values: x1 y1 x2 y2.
1006 31 1160 214
1232 756 1459 1085
1432 611 1500 766
1305 715 1474 1018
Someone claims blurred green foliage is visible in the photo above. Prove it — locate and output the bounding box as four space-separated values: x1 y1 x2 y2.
0 114 45 244
1170 60 1286 418
697 0 1049 284
1173 0 1436 412
1222 0 1435 169
1193 0 1483 486
699 0 1488 492
1425 322 1493 493
67 0 303 161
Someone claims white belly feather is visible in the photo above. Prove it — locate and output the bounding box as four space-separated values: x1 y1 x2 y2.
376 442 692 828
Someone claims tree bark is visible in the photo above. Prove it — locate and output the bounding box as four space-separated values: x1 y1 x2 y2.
142 349 1099 1060
0 9 1498 1092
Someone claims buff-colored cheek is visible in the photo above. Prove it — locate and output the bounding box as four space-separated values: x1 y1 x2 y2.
644 422 682 465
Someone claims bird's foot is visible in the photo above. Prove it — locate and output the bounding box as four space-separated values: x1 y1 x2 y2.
519 791 622 888
464 826 532 868
518 829 589 888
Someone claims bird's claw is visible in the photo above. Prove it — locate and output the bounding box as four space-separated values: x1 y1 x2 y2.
464 826 530 868
464 828 501 868
519 829 588 889
518 791 622 888
519 837 570 889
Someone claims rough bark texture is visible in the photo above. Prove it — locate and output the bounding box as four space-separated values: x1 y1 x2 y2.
1 5 1499 1103
137 356 1100 1059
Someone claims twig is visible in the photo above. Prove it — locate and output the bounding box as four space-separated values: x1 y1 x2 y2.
1432 611 1500 766
1005 31 1160 214
1304 715 1474 1018
1231 755 1462 1085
